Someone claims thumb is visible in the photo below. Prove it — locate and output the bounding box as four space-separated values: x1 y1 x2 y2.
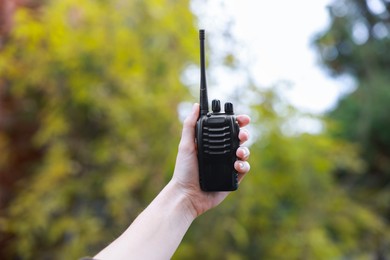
180 103 199 144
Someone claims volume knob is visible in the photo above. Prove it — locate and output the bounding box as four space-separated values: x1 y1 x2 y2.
224 102 234 114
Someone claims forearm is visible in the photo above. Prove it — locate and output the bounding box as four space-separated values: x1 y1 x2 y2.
94 180 197 260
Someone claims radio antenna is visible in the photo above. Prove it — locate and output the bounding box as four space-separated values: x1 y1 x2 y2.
199 29 209 116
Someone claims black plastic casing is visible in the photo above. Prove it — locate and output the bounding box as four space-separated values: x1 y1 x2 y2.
196 112 240 191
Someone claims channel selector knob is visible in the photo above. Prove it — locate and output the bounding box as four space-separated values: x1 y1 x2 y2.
212 99 221 113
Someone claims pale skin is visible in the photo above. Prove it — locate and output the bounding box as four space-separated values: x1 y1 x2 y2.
94 103 251 260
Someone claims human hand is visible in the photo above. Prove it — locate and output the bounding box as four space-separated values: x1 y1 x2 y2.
172 103 251 217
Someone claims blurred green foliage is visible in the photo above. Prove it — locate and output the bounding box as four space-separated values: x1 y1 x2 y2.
315 0 390 257
0 0 197 258
0 0 388 259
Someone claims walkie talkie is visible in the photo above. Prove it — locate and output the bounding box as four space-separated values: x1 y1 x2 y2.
196 29 240 191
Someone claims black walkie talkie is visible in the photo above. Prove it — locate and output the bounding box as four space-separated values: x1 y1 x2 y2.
196 29 240 192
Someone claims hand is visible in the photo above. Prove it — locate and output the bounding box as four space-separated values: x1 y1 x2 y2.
171 103 251 217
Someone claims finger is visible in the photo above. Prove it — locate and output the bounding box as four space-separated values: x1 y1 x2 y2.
236 115 251 127
235 161 250 184
235 160 250 174
239 128 249 144
236 147 250 161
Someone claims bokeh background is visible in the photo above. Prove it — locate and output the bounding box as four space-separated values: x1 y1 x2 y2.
0 0 389 259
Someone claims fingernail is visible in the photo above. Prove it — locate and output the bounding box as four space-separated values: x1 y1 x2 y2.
193 103 199 112
239 162 245 169
242 147 248 157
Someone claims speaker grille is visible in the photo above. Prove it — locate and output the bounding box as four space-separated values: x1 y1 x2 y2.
202 126 232 155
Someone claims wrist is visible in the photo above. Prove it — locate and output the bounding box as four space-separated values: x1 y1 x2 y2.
166 179 199 220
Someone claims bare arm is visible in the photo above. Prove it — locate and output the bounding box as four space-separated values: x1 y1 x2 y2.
94 103 251 259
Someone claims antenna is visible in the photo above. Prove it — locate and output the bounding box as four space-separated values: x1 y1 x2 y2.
199 29 209 116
